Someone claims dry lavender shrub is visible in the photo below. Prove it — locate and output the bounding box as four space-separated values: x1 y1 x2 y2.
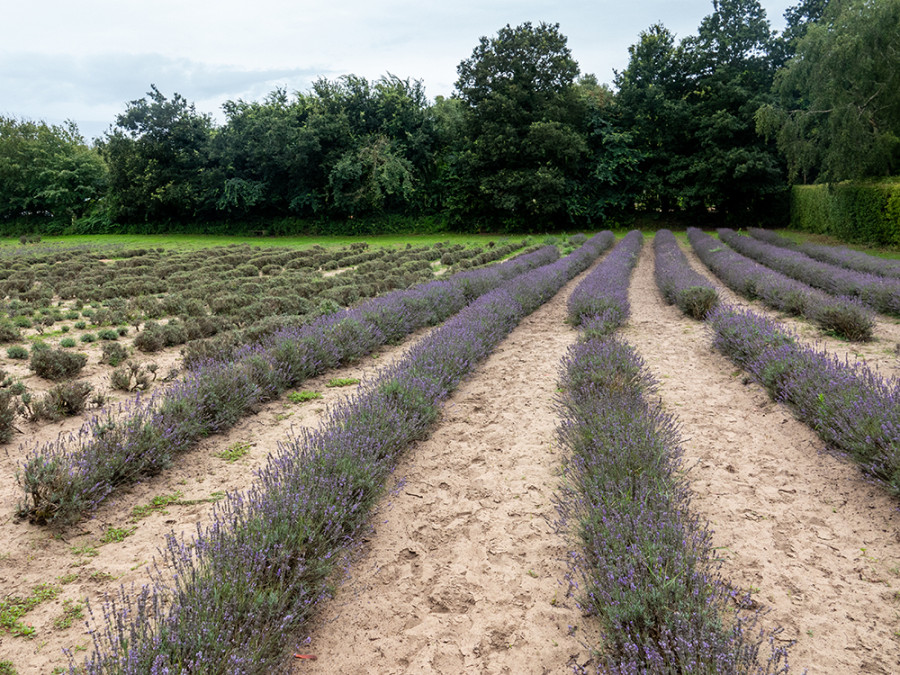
19 244 581 526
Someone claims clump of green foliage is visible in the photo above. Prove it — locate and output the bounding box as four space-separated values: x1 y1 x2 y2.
0 583 61 637
326 377 360 388
29 344 87 380
287 390 322 403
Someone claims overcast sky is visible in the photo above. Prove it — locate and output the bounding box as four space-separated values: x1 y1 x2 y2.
1 0 796 143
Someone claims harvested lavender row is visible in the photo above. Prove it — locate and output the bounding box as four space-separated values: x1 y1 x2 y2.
719 228 900 317
557 265 787 670
748 228 900 280
653 229 719 319
19 243 608 526
709 305 900 494
688 227 874 341
567 230 642 335
77 233 613 674
181 242 550 368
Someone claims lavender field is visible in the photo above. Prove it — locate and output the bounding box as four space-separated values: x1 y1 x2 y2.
1 232 899 674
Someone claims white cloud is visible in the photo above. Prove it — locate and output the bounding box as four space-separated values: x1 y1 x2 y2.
0 0 796 141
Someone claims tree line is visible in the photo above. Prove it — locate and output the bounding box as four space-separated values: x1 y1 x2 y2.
1 0 897 233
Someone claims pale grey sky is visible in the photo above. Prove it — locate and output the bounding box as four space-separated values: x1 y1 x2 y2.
0 0 795 142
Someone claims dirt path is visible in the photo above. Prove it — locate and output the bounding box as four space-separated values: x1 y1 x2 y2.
290 263 602 674
623 244 900 673
680 240 900 380
0 327 437 674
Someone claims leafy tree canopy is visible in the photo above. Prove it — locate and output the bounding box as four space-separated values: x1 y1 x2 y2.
0 116 106 222
757 0 900 182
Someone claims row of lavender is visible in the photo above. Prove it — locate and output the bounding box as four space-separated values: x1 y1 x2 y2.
567 229 643 333
655 235 900 495
18 242 592 526
75 233 613 673
748 228 900 280
654 229 719 319
558 235 787 672
719 228 900 316
688 227 874 341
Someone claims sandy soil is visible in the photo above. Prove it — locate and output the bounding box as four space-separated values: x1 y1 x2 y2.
0 326 437 674
287 261 604 674
624 244 900 673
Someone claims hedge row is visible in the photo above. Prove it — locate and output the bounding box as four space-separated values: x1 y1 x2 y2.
791 180 900 247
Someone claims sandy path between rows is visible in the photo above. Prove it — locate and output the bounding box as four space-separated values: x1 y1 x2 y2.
0 326 438 674
623 243 900 673
291 261 604 674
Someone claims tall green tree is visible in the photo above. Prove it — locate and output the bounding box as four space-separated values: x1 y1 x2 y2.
679 0 784 217
212 89 319 216
100 85 215 222
757 0 900 182
570 76 642 220
616 1 785 220
0 117 106 223
214 74 435 219
613 24 693 212
778 0 829 60
452 22 589 228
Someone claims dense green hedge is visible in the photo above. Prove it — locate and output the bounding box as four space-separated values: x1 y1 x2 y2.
791 179 900 247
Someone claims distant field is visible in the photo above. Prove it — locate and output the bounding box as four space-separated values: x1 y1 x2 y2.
0 231 596 251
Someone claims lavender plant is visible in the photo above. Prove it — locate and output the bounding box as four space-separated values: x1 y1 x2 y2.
567 230 642 331
556 247 791 672
688 228 874 341
719 229 900 317
653 229 719 319
708 305 900 493
557 338 789 673
21 242 613 526
75 233 613 674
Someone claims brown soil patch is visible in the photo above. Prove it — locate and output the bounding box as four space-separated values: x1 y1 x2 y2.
624 243 900 673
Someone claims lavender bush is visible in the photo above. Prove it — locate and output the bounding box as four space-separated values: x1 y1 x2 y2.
556 238 790 673
21 242 616 526
748 229 900 280
709 305 900 493
719 229 900 317
75 233 612 674
567 230 642 332
688 228 874 341
653 229 719 319
557 341 789 672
